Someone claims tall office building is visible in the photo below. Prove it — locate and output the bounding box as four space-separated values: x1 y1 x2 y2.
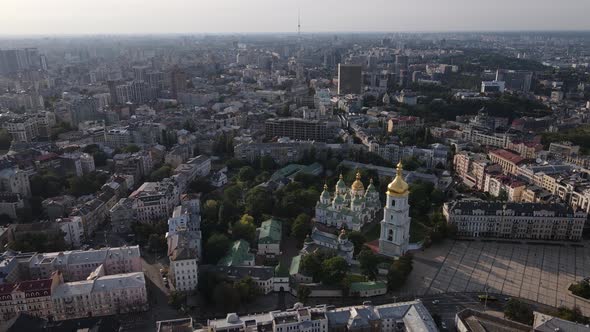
170 67 187 98
496 69 533 92
337 64 362 95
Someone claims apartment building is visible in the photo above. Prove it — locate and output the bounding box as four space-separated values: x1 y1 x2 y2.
18 246 142 281
443 201 586 240
130 180 179 224
51 272 148 321
488 149 526 175
0 278 55 322
265 118 328 142
205 300 437 332
0 167 31 197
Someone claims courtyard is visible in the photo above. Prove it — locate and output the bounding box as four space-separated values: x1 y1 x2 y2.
404 240 590 315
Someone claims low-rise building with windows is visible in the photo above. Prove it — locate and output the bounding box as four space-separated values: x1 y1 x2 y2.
443 201 586 240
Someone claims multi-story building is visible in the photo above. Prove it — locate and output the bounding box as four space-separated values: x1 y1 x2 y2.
337 64 362 95
22 245 142 281
205 300 437 332
387 116 424 134
0 193 24 220
130 180 179 224
265 118 329 142
168 246 198 292
257 219 282 257
488 149 526 175
315 173 381 231
1 116 38 142
548 142 580 157
56 217 84 248
0 167 31 197
443 201 586 240
234 141 320 166
109 198 136 234
105 127 132 148
51 271 148 321
173 155 211 185
0 278 55 322
495 69 532 92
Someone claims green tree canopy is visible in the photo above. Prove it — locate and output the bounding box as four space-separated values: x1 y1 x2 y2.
205 233 231 264
358 249 379 280
291 213 312 242
231 214 257 244
321 256 349 285
504 299 534 325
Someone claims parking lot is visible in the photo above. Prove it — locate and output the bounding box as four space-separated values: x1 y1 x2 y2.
405 240 590 315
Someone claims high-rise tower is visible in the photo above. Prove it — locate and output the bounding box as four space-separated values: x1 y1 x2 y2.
379 162 411 257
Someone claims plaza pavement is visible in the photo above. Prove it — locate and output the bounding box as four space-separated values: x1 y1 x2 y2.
405 239 590 316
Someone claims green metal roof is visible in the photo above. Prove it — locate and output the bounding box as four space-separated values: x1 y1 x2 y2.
349 281 387 292
258 219 282 244
217 240 254 267
289 255 302 276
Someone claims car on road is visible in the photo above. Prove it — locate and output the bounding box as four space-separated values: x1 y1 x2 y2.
432 300 440 305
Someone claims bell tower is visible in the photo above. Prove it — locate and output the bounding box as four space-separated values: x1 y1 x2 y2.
379 161 411 257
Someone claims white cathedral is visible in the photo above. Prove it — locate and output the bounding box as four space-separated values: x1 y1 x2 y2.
315 172 381 231
314 163 411 257
379 161 411 257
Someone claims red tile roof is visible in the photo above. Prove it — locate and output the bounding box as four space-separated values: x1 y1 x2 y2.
490 149 525 165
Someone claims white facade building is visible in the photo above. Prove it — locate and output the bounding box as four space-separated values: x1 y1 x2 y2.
315 173 381 231
379 162 411 258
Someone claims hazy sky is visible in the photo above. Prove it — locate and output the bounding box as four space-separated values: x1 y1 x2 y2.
2 0 589 35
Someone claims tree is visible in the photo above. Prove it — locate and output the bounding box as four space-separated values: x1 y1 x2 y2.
121 144 141 153
554 306 589 324
231 214 257 244
168 291 186 309
223 185 243 204
569 280 590 299
212 282 241 311
0 129 12 150
301 251 329 282
148 234 166 253
149 165 172 181
504 299 534 325
245 187 273 219
386 254 413 291
205 233 231 264
321 256 348 285
203 200 220 223
291 213 312 242
238 166 256 183
347 231 366 256
297 285 311 303
259 155 277 171
189 178 215 194
358 249 379 280
235 277 260 303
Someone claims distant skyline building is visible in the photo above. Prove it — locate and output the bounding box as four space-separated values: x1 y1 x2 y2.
337 64 362 95
495 69 532 92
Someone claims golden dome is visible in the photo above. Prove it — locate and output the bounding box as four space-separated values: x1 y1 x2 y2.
351 171 365 191
387 161 409 196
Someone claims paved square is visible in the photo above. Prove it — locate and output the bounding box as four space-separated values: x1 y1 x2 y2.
404 240 590 315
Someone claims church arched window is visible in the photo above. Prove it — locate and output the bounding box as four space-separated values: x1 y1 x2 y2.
391 199 395 207
387 229 393 241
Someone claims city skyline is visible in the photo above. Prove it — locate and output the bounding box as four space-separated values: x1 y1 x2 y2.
2 0 590 35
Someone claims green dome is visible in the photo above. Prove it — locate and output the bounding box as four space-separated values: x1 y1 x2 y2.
366 178 377 192
336 174 347 188
334 195 345 204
